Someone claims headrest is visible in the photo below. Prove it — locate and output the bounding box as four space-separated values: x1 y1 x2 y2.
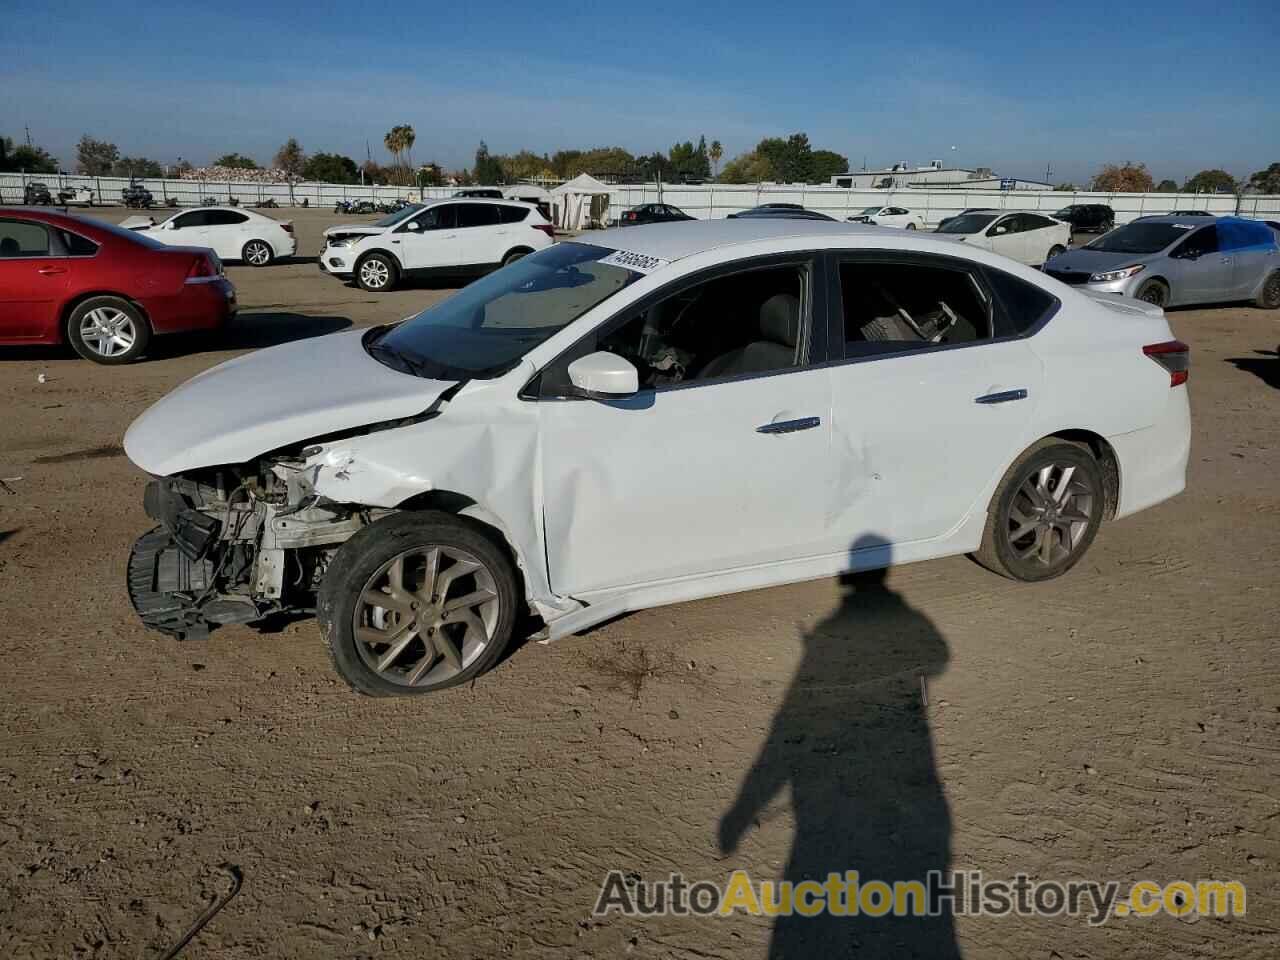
0 238 19 256
759 293 800 347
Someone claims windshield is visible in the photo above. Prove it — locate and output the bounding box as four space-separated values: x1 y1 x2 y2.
372 204 424 227
937 213 998 234
1084 223 1191 254
860 206 882 215
367 243 642 379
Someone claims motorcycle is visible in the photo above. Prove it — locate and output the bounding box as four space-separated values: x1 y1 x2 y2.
255 198 279 209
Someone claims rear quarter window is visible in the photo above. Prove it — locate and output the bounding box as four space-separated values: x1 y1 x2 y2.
984 268 1059 337
498 205 530 224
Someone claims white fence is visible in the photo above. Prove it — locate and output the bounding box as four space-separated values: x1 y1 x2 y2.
2 170 1277 227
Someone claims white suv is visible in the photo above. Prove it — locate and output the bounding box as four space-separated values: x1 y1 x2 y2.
320 198 555 291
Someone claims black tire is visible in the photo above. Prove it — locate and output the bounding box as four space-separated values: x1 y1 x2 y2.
317 512 519 697
1135 278 1169 307
241 239 273 267
905 222 917 231
502 248 532 266
1255 270 1280 309
66 296 151 364
972 439 1104 582
355 252 398 291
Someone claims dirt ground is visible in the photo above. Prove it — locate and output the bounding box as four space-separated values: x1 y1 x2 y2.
1 207 1278 958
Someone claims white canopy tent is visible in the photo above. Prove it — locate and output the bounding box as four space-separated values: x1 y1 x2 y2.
550 174 611 231
503 184 551 204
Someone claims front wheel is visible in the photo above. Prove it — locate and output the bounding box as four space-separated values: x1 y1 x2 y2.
67 296 151 364
972 440 1104 582
317 513 519 696
356 253 398 291
1135 278 1169 307
242 239 273 267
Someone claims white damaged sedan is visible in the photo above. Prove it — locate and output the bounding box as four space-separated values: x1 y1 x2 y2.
124 219 1190 696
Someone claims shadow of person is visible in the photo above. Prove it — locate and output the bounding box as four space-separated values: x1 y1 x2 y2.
1226 348 1280 390
719 534 958 958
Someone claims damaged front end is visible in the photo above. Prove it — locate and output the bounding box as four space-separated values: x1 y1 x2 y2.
128 457 384 639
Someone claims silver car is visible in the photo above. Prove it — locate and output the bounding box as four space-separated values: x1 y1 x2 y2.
1043 216 1280 309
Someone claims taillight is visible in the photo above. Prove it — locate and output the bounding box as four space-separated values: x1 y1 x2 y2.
185 254 220 282
281 222 294 234
532 223 555 238
1143 340 1189 386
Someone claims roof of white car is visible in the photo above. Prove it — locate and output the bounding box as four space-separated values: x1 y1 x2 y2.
587 218 897 261
165 206 278 220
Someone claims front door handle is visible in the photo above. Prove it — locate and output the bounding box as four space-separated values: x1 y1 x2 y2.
38 266 68 276
975 389 1028 404
757 416 821 434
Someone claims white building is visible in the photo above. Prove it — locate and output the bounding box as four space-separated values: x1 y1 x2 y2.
832 161 1051 191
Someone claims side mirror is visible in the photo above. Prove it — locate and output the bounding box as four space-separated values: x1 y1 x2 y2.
568 351 639 398
406 221 422 231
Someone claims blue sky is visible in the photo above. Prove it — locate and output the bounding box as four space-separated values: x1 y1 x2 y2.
3 0 1277 184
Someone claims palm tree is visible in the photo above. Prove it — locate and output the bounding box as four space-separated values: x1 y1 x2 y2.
709 139 723 178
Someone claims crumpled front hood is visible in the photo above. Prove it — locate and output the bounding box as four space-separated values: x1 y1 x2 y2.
323 223 386 238
124 330 456 476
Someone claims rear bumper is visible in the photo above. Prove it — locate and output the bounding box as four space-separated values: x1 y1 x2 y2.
143 278 237 334
1111 386 1191 519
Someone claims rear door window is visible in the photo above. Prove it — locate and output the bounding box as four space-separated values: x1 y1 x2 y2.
457 204 500 229
206 210 249 226
1175 225 1219 258
838 257 993 358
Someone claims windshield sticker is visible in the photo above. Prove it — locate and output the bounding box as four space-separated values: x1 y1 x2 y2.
599 249 671 274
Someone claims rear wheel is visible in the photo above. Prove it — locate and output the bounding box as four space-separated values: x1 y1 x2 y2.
67 296 151 364
502 248 532 266
1135 278 1169 307
1255 270 1280 309
317 513 519 696
242 239 273 266
356 253 398 291
905 222 917 231
1047 244 1067 262
973 440 1104 582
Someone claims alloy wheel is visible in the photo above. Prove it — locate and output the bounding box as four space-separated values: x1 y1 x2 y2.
1004 462 1095 567
359 258 390 289
352 545 501 688
245 240 271 265
79 307 137 358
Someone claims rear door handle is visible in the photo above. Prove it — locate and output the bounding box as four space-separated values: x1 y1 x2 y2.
757 416 821 434
975 389 1028 404
38 266 68 276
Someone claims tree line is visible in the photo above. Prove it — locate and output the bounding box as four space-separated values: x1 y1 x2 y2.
4 129 1279 195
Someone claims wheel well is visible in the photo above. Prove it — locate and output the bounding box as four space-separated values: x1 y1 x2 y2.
394 490 527 590
59 292 151 343
1045 430 1120 519
356 248 402 271
503 246 534 261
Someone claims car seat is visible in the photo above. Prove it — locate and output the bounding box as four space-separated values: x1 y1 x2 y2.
698 293 799 378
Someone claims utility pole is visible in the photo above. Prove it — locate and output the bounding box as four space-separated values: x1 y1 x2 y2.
1045 162 1053 185
25 125 33 147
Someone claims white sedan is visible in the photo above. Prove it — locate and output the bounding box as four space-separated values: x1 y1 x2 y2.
848 205 926 229
935 210 1071 266
123 220 1189 695
122 207 297 266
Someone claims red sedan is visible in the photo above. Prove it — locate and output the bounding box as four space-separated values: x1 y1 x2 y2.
0 208 237 364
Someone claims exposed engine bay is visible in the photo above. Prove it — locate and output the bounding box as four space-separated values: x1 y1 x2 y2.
128 457 386 639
